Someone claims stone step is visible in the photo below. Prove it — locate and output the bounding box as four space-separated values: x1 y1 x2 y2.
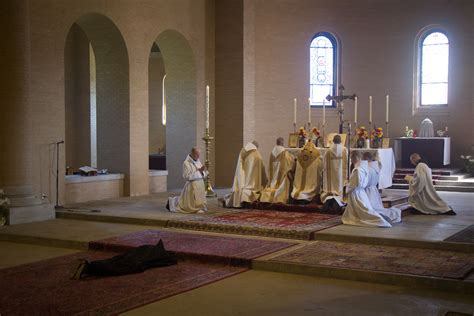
393 173 469 181
381 195 408 208
395 168 461 176
390 183 474 192
433 180 474 187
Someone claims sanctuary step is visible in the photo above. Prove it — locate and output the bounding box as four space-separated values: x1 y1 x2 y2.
390 167 474 193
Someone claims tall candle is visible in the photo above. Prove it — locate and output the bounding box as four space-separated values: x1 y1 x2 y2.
369 95 373 123
308 98 311 124
162 74 167 126
293 98 297 125
205 85 210 129
354 96 358 124
322 99 326 125
385 94 389 123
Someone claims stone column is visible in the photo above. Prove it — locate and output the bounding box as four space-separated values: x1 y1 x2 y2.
0 0 53 224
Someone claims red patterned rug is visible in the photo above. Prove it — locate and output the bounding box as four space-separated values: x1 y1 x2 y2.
169 210 341 240
0 251 246 315
269 241 474 279
90 230 296 266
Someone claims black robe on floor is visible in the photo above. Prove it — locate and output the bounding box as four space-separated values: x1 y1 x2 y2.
82 239 177 277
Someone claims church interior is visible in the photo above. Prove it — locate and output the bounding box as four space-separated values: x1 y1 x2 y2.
1 0 474 314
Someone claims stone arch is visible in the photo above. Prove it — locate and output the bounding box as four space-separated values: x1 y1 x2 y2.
150 30 197 189
64 13 131 193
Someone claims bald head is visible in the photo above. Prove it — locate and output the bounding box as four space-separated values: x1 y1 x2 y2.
276 137 284 146
333 135 342 144
410 153 421 166
351 151 362 164
191 147 201 160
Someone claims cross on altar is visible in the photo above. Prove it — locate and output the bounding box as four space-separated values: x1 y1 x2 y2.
326 85 357 133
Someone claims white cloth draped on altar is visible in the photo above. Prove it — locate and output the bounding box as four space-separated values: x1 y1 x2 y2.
287 147 396 189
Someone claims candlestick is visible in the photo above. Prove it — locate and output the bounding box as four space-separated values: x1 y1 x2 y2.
293 98 297 126
354 96 358 124
369 95 373 123
308 98 311 125
385 121 390 138
385 94 389 123
162 74 167 126
205 85 210 130
202 130 217 197
322 99 326 126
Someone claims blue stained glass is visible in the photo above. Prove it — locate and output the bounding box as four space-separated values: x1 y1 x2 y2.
420 31 449 105
310 33 337 106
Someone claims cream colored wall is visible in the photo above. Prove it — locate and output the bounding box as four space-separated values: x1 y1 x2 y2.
244 0 473 172
25 0 210 204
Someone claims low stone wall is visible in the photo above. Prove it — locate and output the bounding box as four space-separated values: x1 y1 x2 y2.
65 174 124 204
149 170 168 194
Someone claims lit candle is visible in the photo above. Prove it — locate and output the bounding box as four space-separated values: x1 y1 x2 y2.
385 94 389 123
369 95 373 123
205 85 210 130
354 96 358 124
322 99 326 125
294 98 297 125
308 98 311 124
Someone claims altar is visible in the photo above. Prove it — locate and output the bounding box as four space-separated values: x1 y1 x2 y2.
393 137 450 168
287 147 396 189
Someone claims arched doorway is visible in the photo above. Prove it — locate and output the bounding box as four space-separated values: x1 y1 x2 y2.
148 30 197 189
64 13 131 193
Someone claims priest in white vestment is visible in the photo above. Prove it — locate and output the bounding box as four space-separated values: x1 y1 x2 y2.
406 153 456 215
167 147 208 214
224 141 267 208
321 135 348 206
260 137 294 204
291 141 322 203
363 152 402 224
342 151 392 227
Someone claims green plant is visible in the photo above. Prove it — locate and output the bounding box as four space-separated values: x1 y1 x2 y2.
0 189 9 226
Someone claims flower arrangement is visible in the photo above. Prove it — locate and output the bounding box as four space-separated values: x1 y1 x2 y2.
0 189 10 226
298 127 307 137
356 126 368 139
460 155 474 176
372 127 383 140
311 127 320 137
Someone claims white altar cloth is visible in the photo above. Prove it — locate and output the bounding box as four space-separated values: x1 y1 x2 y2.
287 147 396 189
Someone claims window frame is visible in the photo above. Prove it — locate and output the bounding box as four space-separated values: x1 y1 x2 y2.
413 26 450 115
309 31 340 108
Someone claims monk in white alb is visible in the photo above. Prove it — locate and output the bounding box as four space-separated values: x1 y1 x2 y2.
342 151 392 227
406 153 456 215
167 147 208 214
224 141 267 208
363 152 401 224
291 141 322 203
260 137 294 204
321 135 348 206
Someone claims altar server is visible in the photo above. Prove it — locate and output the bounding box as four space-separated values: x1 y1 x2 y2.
224 141 267 207
406 153 456 215
260 137 294 203
363 152 402 224
291 141 322 203
342 151 393 227
321 135 348 206
167 147 208 213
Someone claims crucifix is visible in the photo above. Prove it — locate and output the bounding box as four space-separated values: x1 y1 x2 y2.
325 85 357 134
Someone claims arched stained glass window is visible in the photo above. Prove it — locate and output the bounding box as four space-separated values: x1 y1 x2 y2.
310 32 338 106
419 31 449 106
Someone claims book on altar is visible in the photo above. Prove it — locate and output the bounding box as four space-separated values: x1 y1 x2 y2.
79 166 98 176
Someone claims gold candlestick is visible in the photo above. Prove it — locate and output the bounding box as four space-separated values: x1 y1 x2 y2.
202 128 217 197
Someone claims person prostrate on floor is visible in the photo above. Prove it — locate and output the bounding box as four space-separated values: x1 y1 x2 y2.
260 137 294 204
291 141 323 204
406 153 456 215
224 141 267 207
167 147 208 214
342 151 393 227
363 152 401 224
321 135 348 210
